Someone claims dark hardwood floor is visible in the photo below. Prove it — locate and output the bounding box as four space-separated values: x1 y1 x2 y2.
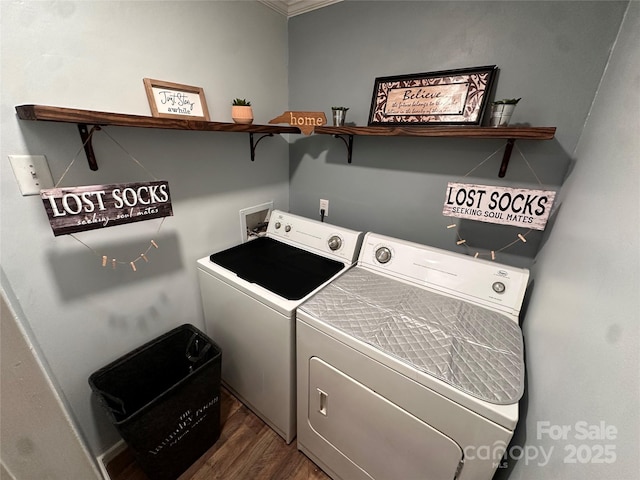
106 388 330 480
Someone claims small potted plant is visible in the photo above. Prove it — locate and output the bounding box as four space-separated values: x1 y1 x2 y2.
331 106 349 126
232 98 253 124
489 98 521 127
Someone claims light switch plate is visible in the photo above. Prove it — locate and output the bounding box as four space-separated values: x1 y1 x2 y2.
8 155 54 196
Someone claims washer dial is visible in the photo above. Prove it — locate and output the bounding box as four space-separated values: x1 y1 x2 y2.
328 235 342 251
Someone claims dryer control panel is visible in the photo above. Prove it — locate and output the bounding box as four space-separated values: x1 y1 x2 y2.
358 233 529 316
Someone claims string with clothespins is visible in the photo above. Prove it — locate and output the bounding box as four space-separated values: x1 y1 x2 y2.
445 142 543 260
55 126 167 271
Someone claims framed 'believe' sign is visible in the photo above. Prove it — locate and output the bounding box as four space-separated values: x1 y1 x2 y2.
368 65 496 126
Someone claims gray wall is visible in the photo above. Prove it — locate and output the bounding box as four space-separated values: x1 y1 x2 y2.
289 1 627 267
1 0 290 457
513 3 639 478
289 1 639 479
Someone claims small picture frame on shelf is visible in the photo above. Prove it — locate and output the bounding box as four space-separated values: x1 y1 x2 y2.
143 78 210 121
368 65 496 126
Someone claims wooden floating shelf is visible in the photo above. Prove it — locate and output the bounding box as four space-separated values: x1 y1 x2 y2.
315 125 556 176
15 104 556 177
15 104 300 134
315 125 556 140
15 104 300 169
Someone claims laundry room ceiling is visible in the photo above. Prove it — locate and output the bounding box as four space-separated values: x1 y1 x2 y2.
258 0 342 17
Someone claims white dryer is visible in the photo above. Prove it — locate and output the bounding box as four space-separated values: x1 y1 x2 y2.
296 232 529 480
197 210 362 444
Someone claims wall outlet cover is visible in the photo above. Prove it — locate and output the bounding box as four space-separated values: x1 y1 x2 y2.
319 198 329 216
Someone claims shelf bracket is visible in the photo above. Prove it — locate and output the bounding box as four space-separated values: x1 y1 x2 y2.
498 138 516 178
333 134 354 164
249 132 274 162
77 124 101 171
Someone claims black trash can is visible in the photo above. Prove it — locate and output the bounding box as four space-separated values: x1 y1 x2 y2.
89 324 222 480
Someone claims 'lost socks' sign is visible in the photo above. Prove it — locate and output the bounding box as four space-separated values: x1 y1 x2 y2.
443 182 556 230
41 181 173 236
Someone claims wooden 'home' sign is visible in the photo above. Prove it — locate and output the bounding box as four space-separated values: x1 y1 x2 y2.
41 180 173 236
269 111 327 135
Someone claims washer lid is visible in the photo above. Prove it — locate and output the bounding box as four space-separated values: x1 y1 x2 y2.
209 237 344 300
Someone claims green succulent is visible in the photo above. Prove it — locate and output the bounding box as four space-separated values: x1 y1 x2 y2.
232 98 251 106
492 98 521 105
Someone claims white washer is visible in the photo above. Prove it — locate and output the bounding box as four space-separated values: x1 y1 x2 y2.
296 232 529 480
197 210 362 444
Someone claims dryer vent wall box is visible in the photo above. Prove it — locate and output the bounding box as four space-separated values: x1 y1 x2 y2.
240 201 273 243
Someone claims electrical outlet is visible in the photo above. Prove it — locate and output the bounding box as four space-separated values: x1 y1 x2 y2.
8 155 54 196
319 198 329 217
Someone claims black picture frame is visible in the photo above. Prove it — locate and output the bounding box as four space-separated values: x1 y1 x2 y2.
368 65 497 126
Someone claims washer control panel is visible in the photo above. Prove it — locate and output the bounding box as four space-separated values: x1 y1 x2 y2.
267 210 363 264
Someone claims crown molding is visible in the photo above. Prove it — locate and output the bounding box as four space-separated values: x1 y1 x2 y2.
258 0 342 18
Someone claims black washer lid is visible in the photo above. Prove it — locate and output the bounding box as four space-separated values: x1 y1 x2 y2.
209 237 344 300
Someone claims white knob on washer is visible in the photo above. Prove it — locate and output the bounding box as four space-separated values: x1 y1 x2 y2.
285 225 291 232
275 222 281 229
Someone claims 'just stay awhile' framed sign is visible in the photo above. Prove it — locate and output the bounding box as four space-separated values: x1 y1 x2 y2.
40 181 173 236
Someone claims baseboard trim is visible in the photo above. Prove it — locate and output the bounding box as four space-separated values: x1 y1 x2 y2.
97 440 127 480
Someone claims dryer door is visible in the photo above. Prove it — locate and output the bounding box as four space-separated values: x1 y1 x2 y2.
308 357 464 480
